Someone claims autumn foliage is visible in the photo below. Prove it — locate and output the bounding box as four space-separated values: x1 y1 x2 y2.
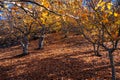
0 0 120 80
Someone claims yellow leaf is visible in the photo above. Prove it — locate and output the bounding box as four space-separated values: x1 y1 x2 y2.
97 0 103 5
114 13 118 17
28 4 33 9
41 18 45 24
107 3 112 10
115 20 120 25
108 11 113 15
101 6 105 11
99 2 105 7
42 0 49 8
42 11 48 18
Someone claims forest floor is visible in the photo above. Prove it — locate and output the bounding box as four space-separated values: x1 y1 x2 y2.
0 33 120 80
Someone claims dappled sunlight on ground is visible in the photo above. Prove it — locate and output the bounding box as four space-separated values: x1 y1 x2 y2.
0 33 120 80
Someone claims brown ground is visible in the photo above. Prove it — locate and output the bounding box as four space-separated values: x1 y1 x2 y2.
0 33 120 80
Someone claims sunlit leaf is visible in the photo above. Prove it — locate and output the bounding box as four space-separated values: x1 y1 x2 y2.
107 3 112 10
114 13 118 17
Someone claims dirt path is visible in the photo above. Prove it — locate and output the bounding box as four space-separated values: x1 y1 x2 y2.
0 33 120 80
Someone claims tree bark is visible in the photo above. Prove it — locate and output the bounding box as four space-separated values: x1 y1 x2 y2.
22 42 28 55
93 43 101 57
108 50 116 80
38 36 44 49
38 25 45 49
20 36 29 55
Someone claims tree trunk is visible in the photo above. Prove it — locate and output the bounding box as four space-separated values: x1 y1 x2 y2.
93 43 101 57
22 42 28 55
38 25 45 49
108 51 116 80
38 36 44 49
20 36 29 55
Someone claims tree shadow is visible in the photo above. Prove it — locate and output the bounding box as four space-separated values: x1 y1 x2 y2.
2 52 116 80
1 45 120 80
53 50 98 59
12 53 29 58
34 48 44 50
0 66 9 80
0 53 29 61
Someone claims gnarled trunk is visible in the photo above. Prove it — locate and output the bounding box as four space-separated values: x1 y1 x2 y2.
38 25 45 49
22 42 28 55
93 43 101 57
38 36 44 49
108 50 116 80
20 36 29 55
